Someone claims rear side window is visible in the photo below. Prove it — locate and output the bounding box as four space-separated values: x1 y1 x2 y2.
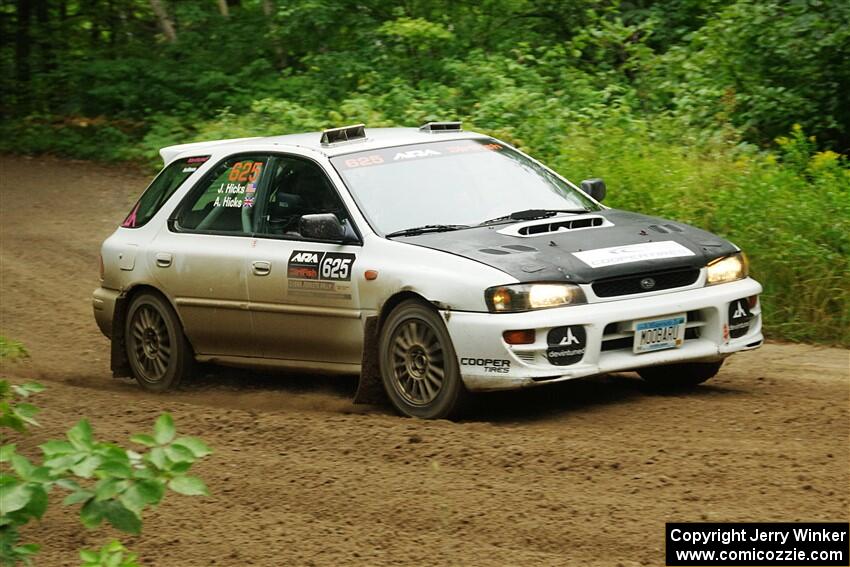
122 156 209 228
175 154 271 234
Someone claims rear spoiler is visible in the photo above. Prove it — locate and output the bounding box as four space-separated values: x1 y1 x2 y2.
158 136 262 165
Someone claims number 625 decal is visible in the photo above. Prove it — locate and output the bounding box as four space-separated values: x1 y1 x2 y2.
321 255 354 280
288 250 356 282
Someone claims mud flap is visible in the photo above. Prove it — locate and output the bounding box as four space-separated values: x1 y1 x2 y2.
353 316 388 405
110 295 131 378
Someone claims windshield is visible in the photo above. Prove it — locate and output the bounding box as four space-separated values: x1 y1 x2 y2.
330 139 598 235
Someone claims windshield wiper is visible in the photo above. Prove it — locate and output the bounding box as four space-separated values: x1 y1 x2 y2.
478 208 590 225
385 224 471 238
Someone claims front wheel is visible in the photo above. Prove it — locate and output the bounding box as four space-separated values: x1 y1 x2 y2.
378 300 467 419
637 360 723 388
125 292 194 392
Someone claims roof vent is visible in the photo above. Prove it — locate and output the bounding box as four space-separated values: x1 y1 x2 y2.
320 124 367 146
419 121 462 133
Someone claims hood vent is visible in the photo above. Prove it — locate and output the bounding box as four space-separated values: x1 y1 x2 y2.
479 244 539 255
649 223 684 234
498 215 612 238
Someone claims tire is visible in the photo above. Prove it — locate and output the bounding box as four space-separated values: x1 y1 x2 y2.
637 360 723 389
125 292 194 392
378 299 467 419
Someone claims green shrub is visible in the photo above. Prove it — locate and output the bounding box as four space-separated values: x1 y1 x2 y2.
0 382 42 433
0 338 29 362
0 379 212 566
79 541 139 567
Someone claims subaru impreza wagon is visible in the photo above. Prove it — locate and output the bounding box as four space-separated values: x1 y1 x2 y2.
93 122 763 418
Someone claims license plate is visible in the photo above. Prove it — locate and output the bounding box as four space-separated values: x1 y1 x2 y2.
633 314 686 354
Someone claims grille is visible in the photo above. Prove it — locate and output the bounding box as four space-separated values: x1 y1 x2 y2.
514 351 537 364
592 268 700 298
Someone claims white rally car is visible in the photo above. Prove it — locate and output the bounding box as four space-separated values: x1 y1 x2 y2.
93 123 763 419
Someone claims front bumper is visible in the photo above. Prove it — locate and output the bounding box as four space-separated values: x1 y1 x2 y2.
92 286 122 338
447 278 763 391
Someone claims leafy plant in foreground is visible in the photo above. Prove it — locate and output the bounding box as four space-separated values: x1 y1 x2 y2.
0 339 29 363
79 540 140 567
0 379 211 566
0 382 43 434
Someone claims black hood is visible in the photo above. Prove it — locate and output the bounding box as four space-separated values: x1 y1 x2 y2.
393 209 738 283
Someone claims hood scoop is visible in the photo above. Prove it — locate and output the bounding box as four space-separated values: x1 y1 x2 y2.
498 214 612 238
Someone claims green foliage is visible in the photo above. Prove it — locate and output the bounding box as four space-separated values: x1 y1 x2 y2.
656 0 850 150
0 338 29 362
0 381 43 433
33 413 211 535
3 0 849 152
0 381 211 566
80 541 140 567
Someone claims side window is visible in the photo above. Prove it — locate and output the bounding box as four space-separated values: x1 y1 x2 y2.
176 154 271 234
258 156 354 239
122 156 209 228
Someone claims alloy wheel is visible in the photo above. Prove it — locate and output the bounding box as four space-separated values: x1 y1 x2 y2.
128 304 172 383
389 319 446 406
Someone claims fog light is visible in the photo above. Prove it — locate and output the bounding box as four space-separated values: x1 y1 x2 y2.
503 329 535 345
747 294 759 309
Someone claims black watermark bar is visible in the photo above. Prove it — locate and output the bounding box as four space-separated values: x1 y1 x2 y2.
666 523 849 566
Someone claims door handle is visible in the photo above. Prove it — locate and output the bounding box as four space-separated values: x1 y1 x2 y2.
252 260 271 276
155 252 172 268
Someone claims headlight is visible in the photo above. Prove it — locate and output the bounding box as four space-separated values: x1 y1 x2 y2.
485 283 587 312
706 252 749 285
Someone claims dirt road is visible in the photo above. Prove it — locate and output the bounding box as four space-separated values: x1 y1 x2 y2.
1 155 848 566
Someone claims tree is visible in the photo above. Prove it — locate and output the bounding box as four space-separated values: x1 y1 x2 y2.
149 0 177 42
14 0 30 85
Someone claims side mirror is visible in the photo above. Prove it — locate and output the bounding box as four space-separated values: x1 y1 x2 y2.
300 213 345 241
580 178 606 202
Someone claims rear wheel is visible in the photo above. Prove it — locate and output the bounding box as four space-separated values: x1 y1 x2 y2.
637 360 723 388
125 292 194 392
379 300 467 419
